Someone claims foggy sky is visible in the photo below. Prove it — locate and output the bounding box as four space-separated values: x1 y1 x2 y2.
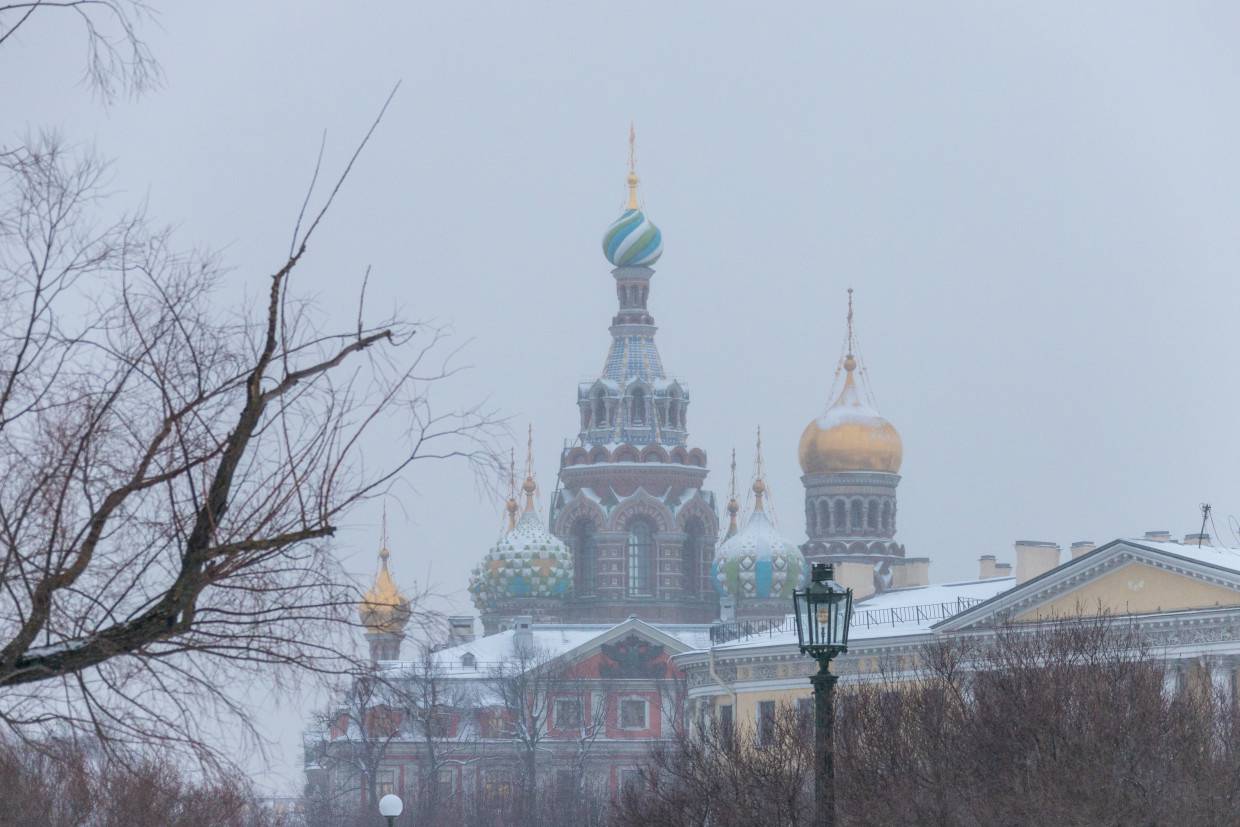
6 0 1239 792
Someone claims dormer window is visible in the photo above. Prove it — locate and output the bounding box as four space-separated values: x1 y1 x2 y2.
461 652 476 669
630 388 646 426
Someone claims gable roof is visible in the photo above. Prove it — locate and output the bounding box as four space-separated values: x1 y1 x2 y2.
933 538 1240 632
388 617 712 679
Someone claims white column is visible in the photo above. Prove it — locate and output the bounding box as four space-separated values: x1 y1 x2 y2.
1162 660 1181 697
1211 657 1234 703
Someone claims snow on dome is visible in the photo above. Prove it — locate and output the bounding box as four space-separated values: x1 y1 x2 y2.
798 357 902 475
468 499 573 612
712 492 808 602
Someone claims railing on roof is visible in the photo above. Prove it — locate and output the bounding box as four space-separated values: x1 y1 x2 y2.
709 597 987 646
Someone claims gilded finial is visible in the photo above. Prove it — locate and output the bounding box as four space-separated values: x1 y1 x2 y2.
843 288 857 372
626 122 640 211
522 424 537 512
725 447 739 538
505 448 519 531
380 504 390 564
752 427 767 511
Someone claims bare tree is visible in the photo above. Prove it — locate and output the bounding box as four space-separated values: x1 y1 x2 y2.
485 640 562 823
0 121 501 767
400 643 481 824
306 669 407 825
0 733 290 826
616 617 1240 827
0 1 158 100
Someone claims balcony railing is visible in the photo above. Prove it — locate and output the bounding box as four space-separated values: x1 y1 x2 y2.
709 596 986 646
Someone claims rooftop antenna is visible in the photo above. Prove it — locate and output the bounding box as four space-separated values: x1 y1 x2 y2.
1199 503 1211 547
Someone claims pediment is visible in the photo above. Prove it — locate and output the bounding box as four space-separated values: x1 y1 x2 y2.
936 540 1240 632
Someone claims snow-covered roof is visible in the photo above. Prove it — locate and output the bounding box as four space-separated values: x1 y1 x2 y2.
380 620 715 679
1124 539 1240 576
708 576 1017 651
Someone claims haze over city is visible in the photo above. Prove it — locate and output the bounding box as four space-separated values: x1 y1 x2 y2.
3 1 1240 817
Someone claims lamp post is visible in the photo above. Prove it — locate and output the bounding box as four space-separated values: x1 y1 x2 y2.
793 562 854 827
378 793 403 827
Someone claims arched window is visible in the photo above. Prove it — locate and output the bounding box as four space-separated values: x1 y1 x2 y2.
882 501 893 533
850 499 863 532
817 500 830 535
833 500 846 534
630 389 646 426
627 519 655 597
667 400 679 429
573 520 597 596
867 499 879 530
683 518 705 597
592 392 606 428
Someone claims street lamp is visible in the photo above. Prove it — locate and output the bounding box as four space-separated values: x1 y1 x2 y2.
378 793 403 827
793 562 853 827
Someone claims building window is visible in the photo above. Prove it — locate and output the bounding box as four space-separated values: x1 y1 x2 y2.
619 768 644 795
428 708 452 738
592 392 606 428
627 520 654 597
573 520 597 596
555 768 576 796
436 769 455 800
719 703 734 747
630 388 647 425
555 698 583 729
797 697 813 737
683 518 704 597
482 770 513 803
850 499 863 531
377 768 395 798
757 700 776 746
619 698 648 729
461 652 475 669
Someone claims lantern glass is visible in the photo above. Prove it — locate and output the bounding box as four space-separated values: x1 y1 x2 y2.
793 563 853 659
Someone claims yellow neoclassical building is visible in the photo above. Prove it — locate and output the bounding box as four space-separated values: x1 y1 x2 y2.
678 535 1240 725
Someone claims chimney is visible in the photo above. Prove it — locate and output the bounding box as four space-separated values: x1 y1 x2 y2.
979 555 998 579
1070 541 1096 559
1014 540 1061 585
1184 533 1211 547
448 616 475 646
512 615 534 655
994 561 1013 578
1144 530 1172 543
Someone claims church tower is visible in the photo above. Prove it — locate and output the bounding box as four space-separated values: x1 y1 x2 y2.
798 291 928 599
551 128 719 624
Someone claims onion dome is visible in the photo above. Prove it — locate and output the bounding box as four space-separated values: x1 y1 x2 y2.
359 545 412 634
798 292 902 474
601 126 663 268
468 434 573 612
712 435 809 601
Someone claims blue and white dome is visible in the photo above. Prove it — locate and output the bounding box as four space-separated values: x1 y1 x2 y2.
712 480 809 601
469 477 573 612
603 206 663 268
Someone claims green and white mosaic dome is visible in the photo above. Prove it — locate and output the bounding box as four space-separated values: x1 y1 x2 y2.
469 506 573 612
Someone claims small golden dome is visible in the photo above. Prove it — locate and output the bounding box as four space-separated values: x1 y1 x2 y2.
799 359 902 475
359 547 412 634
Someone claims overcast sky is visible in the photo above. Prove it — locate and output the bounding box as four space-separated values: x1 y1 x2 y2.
6 0 1240 792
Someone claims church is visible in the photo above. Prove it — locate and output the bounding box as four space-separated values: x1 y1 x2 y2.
307 136 1240 811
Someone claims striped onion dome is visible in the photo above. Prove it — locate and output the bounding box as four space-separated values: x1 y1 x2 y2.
602 206 663 268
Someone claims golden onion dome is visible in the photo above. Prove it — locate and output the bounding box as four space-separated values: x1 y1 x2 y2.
358 546 412 634
798 354 902 475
